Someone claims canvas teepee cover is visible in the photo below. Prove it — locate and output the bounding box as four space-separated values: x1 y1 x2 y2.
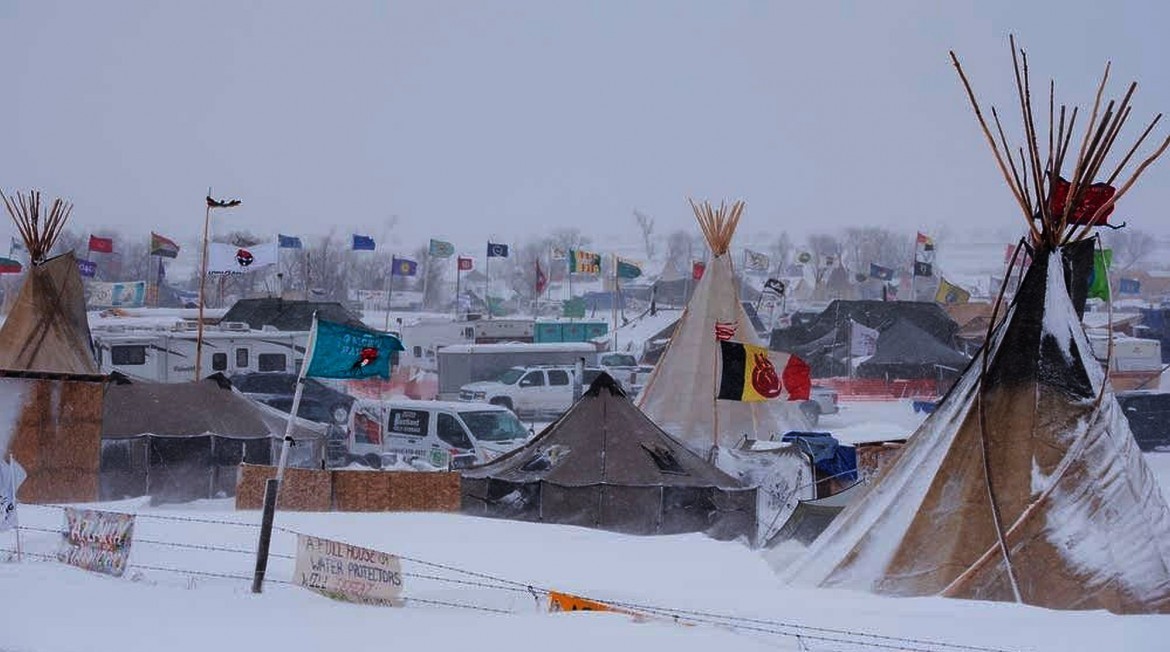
0 192 98 375
787 40 1170 614
638 201 795 453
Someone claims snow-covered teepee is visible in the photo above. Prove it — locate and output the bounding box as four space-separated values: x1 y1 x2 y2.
785 38 1170 614
638 200 801 456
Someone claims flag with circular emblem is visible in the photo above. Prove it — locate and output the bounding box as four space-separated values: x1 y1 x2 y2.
717 340 810 402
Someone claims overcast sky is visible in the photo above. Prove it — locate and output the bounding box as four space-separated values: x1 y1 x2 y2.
1 1 1166 258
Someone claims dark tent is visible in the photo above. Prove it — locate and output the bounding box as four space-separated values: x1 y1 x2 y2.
855 319 971 381
767 481 866 547
461 373 756 537
770 300 963 378
100 374 326 503
220 298 365 331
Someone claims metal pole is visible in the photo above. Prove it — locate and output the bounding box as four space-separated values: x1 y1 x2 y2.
421 254 430 312
455 260 461 319
195 198 212 380
9 453 20 563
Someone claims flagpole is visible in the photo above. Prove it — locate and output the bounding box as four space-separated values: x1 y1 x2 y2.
485 244 491 320
9 453 20 562
195 194 213 380
383 257 395 332
421 254 430 312
611 255 618 351
455 258 461 319
910 233 918 302
253 312 319 594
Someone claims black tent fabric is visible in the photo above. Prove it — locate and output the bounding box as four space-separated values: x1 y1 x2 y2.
219 298 365 332
461 373 756 537
855 319 971 380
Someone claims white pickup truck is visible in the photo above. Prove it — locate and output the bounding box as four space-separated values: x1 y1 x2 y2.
459 364 632 419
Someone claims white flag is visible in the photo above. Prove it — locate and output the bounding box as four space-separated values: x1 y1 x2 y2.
849 320 880 357
0 456 27 532
207 242 278 275
550 247 567 261
745 249 770 272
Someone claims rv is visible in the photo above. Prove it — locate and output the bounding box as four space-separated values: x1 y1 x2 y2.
91 321 308 382
1087 332 1162 391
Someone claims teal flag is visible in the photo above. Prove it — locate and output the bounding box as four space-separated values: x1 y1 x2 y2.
306 318 404 380
616 258 642 280
1087 249 1112 301
429 238 455 258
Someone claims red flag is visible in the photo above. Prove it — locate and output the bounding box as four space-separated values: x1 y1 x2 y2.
692 260 705 280
457 256 473 271
535 259 548 294
88 235 114 253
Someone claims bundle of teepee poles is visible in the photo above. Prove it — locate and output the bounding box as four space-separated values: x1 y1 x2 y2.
951 35 1170 249
1 190 72 265
689 198 744 257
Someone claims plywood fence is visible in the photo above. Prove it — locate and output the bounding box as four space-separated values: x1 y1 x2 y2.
235 464 461 513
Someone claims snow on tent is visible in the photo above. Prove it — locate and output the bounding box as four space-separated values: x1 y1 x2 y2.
100 373 327 504
461 373 758 538
637 200 804 455
785 38 1170 614
0 191 97 375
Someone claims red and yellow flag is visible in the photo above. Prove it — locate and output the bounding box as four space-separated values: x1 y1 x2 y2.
717 341 810 402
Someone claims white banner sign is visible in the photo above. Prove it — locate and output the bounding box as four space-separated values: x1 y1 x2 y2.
86 281 146 308
294 534 404 606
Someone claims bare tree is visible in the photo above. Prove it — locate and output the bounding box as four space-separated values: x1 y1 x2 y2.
841 226 914 275
767 232 794 274
1101 227 1157 273
633 209 656 261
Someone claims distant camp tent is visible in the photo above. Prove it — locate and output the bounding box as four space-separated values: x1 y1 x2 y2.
462 373 756 538
638 200 800 454
786 39 1170 614
854 318 970 380
0 191 98 375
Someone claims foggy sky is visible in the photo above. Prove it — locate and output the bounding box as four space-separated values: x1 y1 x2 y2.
1 1 1167 259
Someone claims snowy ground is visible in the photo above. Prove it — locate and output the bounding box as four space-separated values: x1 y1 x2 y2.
3 401 1169 651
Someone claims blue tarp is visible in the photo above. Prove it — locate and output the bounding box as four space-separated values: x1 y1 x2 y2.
781 431 858 483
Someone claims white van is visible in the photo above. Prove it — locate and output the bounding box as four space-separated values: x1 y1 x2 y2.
347 399 532 470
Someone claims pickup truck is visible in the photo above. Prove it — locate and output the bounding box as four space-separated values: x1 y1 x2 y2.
459 364 627 419
802 386 840 426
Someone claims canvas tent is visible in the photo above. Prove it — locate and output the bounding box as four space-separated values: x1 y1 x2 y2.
101 374 326 503
854 318 970 380
461 373 756 538
785 40 1170 614
220 297 364 331
638 201 801 454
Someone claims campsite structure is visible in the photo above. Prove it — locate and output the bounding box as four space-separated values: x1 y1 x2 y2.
786 38 1170 614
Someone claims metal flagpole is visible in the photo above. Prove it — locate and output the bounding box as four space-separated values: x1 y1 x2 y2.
9 453 20 562
252 312 319 594
611 255 619 351
383 257 395 332
455 258 461 319
909 233 918 301
421 254 430 312
485 245 491 319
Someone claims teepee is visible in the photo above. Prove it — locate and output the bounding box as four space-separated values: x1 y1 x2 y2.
0 190 98 375
785 38 1170 614
638 200 800 455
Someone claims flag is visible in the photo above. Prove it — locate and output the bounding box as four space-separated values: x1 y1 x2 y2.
305 318 404 380
207 195 241 208
77 259 96 278
692 260 706 280
568 249 601 274
457 256 473 271
352 234 376 251
849 320 880 356
88 235 114 253
913 261 933 277
714 321 738 341
429 239 455 258
869 263 894 281
0 456 28 532
744 249 770 272
764 278 786 296
915 232 936 264
487 242 509 258
391 256 418 276
0 257 22 274
818 253 837 269
717 341 810 402
535 260 548 294
550 247 568 261
1047 175 1117 226
10 236 25 253
935 277 971 305
1003 244 1031 268
616 257 642 280
207 242 278 274
1088 249 1113 301
796 251 812 264
1119 278 1141 295
279 234 303 249
150 232 180 258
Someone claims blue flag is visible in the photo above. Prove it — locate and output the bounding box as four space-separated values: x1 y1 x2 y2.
305 318 404 380
278 234 303 249
391 256 418 276
869 263 894 281
77 259 97 278
352 234 376 251
487 242 509 258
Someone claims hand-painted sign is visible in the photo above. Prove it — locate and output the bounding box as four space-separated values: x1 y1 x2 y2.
86 280 146 308
57 507 135 577
294 534 404 606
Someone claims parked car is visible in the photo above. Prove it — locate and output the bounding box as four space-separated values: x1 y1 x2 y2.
231 372 355 425
347 399 532 469
459 364 625 419
800 385 840 426
1117 390 1170 451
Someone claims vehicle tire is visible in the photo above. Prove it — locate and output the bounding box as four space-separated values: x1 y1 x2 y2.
489 397 514 412
362 453 383 470
800 401 821 427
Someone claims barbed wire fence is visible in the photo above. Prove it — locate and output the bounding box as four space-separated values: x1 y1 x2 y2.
1 503 1019 652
